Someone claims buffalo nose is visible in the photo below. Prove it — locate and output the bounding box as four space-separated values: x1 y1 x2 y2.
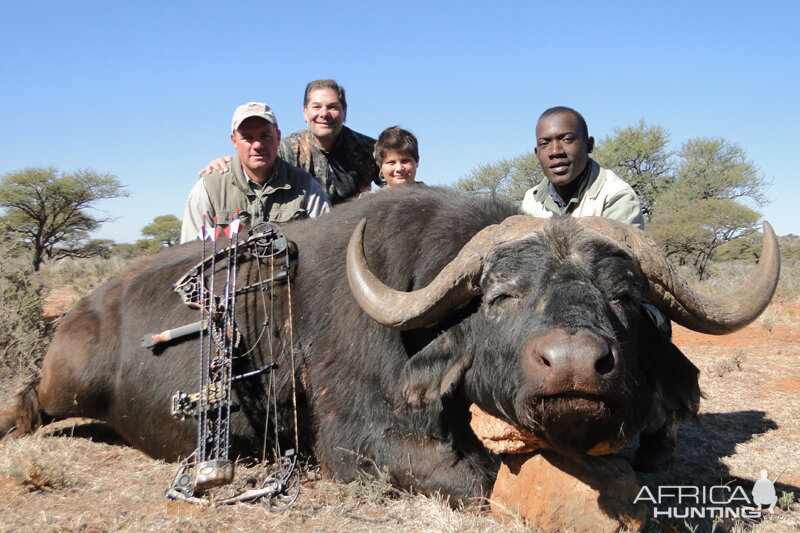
523 329 616 390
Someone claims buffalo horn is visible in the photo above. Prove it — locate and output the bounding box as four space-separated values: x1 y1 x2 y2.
576 217 781 335
347 216 549 329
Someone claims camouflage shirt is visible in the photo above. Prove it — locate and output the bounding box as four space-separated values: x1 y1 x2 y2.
279 126 382 204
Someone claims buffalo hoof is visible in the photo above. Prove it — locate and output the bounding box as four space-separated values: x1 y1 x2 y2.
633 421 677 472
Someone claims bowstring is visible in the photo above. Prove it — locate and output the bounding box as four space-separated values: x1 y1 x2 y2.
268 247 280 462
286 258 299 454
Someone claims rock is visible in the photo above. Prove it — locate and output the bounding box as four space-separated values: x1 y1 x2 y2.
491 452 649 533
469 404 624 456
468 404 646 530
469 404 546 454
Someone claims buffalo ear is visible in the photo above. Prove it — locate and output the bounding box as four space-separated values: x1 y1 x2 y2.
399 330 472 411
642 323 701 418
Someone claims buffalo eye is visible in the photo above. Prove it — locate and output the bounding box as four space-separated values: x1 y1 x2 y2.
488 293 520 307
607 288 641 323
619 285 642 302
608 290 635 306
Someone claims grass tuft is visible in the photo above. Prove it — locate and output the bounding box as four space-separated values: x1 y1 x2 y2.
6 448 75 491
712 350 748 377
345 467 406 504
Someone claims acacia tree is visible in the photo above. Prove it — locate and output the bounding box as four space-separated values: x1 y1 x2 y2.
454 152 543 202
141 214 181 248
592 120 674 220
647 137 769 278
0 167 128 271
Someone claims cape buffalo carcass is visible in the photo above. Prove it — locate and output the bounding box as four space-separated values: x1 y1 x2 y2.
0 186 780 504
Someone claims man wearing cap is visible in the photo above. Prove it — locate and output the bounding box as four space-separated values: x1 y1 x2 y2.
199 79 381 204
180 102 330 243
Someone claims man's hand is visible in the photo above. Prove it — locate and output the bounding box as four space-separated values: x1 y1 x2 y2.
198 155 233 176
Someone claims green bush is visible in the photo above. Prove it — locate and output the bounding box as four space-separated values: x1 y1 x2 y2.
0 252 129 390
0 266 50 382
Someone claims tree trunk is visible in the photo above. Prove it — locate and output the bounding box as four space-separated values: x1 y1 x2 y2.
32 245 44 272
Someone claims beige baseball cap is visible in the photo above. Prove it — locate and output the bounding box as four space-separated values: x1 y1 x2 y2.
231 102 277 132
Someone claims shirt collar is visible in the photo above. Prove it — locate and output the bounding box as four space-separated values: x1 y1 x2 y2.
306 125 350 154
236 157 291 194
546 158 599 213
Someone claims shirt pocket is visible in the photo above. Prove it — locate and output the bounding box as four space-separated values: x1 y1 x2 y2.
270 206 307 223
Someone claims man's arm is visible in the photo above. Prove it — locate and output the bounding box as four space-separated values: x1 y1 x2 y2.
305 178 332 218
603 191 645 230
180 179 215 243
520 186 555 218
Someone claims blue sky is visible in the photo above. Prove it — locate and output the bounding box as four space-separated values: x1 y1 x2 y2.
2 1 798 242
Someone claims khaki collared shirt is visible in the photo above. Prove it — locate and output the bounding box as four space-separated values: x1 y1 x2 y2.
521 159 644 230
181 154 330 243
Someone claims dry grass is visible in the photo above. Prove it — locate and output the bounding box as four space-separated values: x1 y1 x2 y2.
5 444 77 492
688 260 800 305
0 427 531 533
38 255 131 298
711 350 748 377
630 301 800 533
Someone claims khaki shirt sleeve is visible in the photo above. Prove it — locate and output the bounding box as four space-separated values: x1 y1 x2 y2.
180 178 214 243
603 190 645 230
520 186 554 218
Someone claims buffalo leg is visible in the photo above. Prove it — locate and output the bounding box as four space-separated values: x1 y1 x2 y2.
315 407 495 505
35 308 115 423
